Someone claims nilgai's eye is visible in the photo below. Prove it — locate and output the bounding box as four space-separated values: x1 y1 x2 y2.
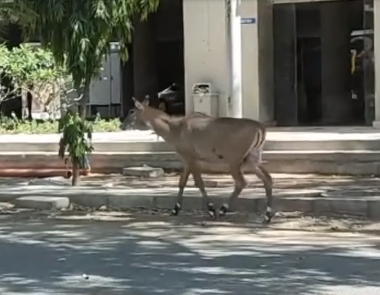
130 110 135 114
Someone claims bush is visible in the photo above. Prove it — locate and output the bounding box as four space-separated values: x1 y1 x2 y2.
0 113 121 134
0 44 122 135
58 110 93 185
0 43 70 116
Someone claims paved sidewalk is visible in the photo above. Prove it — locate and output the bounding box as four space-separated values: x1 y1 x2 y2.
0 173 379 218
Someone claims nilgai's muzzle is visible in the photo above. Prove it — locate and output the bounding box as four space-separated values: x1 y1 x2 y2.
120 109 138 131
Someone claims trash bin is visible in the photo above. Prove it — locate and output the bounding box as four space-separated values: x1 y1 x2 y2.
192 83 219 117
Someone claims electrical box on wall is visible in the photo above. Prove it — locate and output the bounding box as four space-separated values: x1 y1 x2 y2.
89 42 121 106
192 83 218 117
87 42 122 118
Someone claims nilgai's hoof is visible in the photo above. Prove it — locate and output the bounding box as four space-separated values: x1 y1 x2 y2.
262 211 273 224
171 203 181 216
207 203 217 218
218 204 229 217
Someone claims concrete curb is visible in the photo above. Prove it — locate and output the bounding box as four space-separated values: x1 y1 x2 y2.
1 185 379 219
13 196 70 210
2 139 380 153
1 151 380 175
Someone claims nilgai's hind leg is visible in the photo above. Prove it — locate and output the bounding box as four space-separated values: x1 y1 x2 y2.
219 164 247 216
241 148 274 223
171 165 191 216
254 165 274 223
192 166 216 218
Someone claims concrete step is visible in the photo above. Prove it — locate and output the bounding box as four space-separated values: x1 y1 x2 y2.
2 139 380 152
0 150 380 175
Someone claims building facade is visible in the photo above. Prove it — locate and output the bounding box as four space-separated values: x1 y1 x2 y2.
182 0 378 127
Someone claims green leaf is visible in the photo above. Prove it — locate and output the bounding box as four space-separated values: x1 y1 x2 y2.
14 0 159 95
58 111 93 164
0 43 68 104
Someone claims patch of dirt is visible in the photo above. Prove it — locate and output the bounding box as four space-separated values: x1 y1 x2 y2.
2 173 380 196
1 203 379 235
77 173 380 194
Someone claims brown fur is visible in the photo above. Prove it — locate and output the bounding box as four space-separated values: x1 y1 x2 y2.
121 97 274 222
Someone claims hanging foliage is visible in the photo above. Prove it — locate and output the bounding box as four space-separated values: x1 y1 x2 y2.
0 0 37 39
19 0 160 118
14 0 160 185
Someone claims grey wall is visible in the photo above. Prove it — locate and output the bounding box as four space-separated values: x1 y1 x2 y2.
182 0 230 116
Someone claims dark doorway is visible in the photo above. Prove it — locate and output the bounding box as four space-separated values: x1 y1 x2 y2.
297 37 322 125
274 0 370 126
131 0 185 116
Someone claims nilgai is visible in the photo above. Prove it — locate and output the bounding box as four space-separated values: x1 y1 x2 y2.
121 97 274 223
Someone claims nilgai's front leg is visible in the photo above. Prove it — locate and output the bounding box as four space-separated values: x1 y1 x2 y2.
219 164 246 216
171 165 191 215
192 167 216 218
171 164 216 218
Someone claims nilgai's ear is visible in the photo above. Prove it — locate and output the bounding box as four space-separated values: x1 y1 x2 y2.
132 97 144 110
142 95 150 107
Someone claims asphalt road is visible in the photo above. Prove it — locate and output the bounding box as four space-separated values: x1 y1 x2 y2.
0 212 380 295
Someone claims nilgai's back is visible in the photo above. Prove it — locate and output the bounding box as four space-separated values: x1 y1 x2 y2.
176 116 266 164
121 97 273 223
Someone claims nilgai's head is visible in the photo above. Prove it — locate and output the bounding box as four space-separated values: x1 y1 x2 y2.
120 96 153 130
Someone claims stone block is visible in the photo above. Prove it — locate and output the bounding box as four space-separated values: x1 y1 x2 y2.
327 199 368 217
122 166 165 178
69 195 108 208
275 198 313 213
108 195 154 210
13 196 70 210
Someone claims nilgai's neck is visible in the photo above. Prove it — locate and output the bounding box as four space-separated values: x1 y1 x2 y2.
149 115 178 143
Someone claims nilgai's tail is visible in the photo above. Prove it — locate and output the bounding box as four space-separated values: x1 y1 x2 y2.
251 123 267 150
192 112 209 117
251 121 275 150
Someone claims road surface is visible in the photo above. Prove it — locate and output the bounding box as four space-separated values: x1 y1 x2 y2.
0 210 379 295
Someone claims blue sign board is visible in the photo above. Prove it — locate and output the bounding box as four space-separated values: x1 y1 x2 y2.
241 18 256 25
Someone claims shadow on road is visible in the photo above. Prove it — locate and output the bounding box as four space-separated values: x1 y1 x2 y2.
0 212 379 295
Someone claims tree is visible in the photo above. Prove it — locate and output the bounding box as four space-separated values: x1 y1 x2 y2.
58 110 93 186
0 0 37 38
0 43 68 118
20 0 159 119
15 0 159 185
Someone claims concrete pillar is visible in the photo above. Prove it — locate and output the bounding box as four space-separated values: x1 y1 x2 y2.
133 16 158 106
372 1 380 127
241 0 274 123
320 1 351 125
182 0 230 116
229 0 243 118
